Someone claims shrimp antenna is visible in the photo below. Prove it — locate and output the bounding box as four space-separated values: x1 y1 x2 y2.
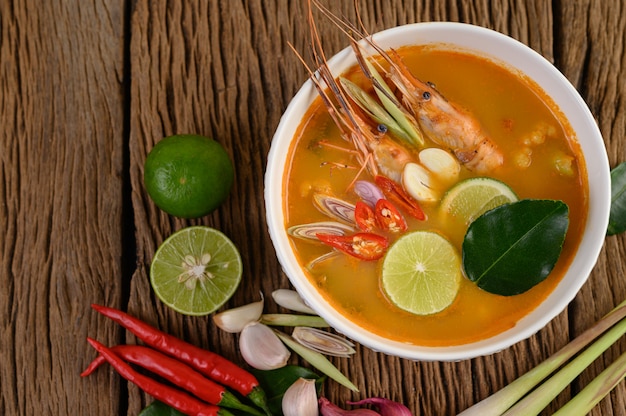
310 0 406 111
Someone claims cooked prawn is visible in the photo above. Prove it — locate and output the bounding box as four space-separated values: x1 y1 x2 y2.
383 49 504 173
287 6 416 184
311 0 504 174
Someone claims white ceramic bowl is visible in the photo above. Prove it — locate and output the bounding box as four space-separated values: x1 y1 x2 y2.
264 22 610 361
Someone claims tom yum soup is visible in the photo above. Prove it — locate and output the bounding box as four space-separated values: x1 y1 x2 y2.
283 44 588 347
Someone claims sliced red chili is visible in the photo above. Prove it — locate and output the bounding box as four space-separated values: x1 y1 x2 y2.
375 175 426 220
375 199 407 233
354 201 377 232
316 232 389 261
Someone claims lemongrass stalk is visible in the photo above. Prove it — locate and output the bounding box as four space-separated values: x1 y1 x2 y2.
552 350 626 416
502 316 626 415
340 77 413 144
458 298 626 416
274 330 359 392
260 314 329 328
356 49 424 147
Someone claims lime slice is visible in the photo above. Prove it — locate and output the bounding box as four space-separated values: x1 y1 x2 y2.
382 231 461 315
150 226 242 316
440 177 518 225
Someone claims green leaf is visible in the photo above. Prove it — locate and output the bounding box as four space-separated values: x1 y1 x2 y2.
462 199 569 296
138 401 185 416
251 365 324 416
608 162 626 235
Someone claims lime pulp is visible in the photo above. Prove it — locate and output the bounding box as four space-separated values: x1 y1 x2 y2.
150 226 242 316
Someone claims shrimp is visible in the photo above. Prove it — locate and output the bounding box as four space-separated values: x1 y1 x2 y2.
310 0 504 174
383 49 504 173
289 7 416 184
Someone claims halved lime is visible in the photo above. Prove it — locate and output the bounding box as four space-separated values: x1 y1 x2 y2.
382 231 461 315
440 177 518 225
150 226 242 316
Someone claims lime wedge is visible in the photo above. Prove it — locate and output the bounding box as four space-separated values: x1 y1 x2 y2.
440 177 518 225
150 226 242 316
382 231 461 315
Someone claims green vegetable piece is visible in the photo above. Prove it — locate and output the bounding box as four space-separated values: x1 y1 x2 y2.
138 401 185 416
275 331 359 392
340 77 416 145
608 162 626 235
462 199 569 296
251 365 324 416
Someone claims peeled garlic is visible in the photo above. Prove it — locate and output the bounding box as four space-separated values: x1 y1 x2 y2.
292 327 355 357
402 162 438 202
212 298 264 333
418 147 460 186
239 322 290 370
282 378 319 416
272 289 317 315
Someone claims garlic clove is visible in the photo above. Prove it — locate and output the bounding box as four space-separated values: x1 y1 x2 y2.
212 297 264 333
402 162 439 202
292 327 355 357
282 378 319 416
272 289 317 315
348 398 412 416
319 397 380 415
239 322 290 370
418 147 460 187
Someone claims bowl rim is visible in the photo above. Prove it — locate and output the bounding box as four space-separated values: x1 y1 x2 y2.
264 21 611 361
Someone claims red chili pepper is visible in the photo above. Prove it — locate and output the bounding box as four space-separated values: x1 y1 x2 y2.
375 175 426 220
90 304 269 413
354 201 377 232
316 232 389 261
86 338 232 416
81 344 264 416
375 199 408 233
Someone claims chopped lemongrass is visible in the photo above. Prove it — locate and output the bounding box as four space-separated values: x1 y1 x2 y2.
275 330 359 392
552 350 626 416
340 77 414 144
272 289 318 315
502 316 626 415
458 298 626 416
292 327 356 357
261 314 329 328
288 221 353 241
360 51 424 147
306 250 340 270
312 193 356 225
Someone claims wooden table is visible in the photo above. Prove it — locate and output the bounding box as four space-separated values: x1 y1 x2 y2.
1 1 625 415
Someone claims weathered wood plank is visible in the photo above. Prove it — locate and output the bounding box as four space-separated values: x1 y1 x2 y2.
0 0 126 415
556 1 626 415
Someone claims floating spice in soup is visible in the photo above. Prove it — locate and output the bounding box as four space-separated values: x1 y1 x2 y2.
283 45 588 346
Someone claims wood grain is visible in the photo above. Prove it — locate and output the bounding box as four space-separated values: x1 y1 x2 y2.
1 0 625 415
0 0 126 415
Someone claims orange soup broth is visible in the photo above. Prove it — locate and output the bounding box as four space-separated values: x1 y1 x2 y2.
283 46 588 346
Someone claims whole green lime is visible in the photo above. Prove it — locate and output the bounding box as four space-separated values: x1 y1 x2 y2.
144 134 234 218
